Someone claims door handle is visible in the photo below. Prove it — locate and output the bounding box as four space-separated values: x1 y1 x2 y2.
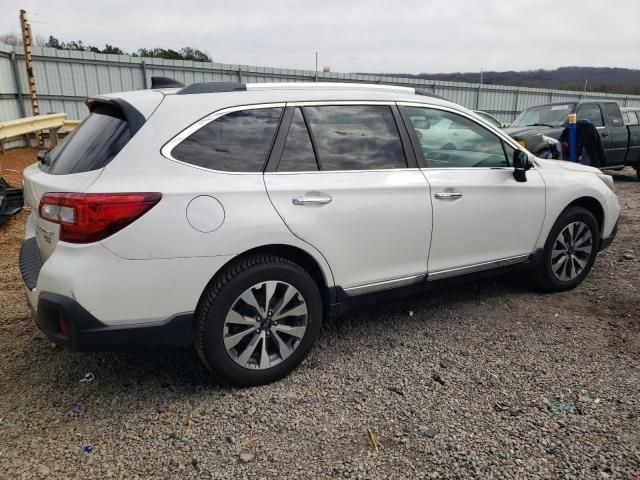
601 131 610 137
434 192 463 200
292 193 332 205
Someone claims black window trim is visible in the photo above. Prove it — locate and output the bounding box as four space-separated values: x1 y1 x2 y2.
300 107 323 170
397 102 525 170
161 102 286 174
267 101 416 173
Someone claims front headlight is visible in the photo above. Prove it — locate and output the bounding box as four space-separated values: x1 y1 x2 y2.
596 173 615 193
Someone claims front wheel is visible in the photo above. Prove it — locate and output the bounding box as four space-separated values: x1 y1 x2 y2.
193 255 322 386
531 207 600 292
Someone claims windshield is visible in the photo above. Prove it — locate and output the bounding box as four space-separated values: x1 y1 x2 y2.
511 104 576 128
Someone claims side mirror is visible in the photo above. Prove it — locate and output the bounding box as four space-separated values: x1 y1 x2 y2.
513 149 530 182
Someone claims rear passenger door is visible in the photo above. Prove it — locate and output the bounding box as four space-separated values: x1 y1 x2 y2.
625 111 640 163
601 103 628 165
264 103 432 293
576 103 611 155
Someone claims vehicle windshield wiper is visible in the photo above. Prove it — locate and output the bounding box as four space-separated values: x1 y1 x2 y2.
526 123 555 128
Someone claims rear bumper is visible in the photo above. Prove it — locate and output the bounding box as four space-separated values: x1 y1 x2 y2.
19 237 195 351
36 292 193 351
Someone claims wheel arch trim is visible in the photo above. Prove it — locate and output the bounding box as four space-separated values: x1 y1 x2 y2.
201 243 336 307
564 196 605 237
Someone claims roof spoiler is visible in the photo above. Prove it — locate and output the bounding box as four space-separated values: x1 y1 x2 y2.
85 97 146 135
150 76 185 89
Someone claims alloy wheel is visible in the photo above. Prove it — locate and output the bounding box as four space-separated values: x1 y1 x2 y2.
551 221 593 281
223 281 308 369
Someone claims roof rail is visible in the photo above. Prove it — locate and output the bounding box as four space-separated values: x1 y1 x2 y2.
246 82 415 94
176 82 247 95
162 80 450 98
151 76 185 89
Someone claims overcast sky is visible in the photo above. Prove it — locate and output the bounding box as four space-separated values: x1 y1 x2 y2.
1 0 638 74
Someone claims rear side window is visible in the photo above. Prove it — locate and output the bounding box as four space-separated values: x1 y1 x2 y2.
302 105 407 170
278 108 318 172
625 111 639 126
43 104 131 175
603 103 624 127
576 104 604 127
172 108 283 172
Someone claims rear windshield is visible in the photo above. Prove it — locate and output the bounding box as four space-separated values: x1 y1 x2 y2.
41 104 132 175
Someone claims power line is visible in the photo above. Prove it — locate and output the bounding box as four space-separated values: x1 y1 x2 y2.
27 13 434 73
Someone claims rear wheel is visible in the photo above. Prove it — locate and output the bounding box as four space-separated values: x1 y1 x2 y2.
531 207 600 292
635 165 640 181
194 255 322 386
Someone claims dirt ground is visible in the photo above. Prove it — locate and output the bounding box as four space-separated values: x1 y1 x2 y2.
0 148 638 479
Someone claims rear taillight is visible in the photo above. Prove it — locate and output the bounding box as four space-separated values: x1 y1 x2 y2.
39 192 162 243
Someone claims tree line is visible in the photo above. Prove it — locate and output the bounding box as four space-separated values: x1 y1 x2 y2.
376 67 640 95
0 33 211 62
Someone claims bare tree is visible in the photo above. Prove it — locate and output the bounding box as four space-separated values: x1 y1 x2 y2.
0 32 23 46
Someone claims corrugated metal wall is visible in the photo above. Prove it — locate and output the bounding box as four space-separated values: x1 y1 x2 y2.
2 42 640 126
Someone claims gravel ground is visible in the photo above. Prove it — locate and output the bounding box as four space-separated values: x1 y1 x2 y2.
0 149 639 479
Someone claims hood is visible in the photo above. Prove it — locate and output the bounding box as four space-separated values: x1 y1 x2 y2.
535 158 601 174
504 125 564 140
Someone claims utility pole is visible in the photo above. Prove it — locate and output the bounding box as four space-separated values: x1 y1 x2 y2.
476 68 484 109
315 51 318 82
19 9 42 148
583 79 588 94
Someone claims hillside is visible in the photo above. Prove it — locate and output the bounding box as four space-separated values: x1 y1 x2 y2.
378 67 640 95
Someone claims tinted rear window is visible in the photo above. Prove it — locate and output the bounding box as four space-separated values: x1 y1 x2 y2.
303 105 406 170
603 103 624 127
42 104 131 175
171 108 283 172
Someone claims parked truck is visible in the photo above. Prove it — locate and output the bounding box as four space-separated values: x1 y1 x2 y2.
505 101 640 179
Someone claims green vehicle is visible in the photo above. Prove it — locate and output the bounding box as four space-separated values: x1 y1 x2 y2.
505 101 640 179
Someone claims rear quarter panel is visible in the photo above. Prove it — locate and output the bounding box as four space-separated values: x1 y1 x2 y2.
87 108 335 288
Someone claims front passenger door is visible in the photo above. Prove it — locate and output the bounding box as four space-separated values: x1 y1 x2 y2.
401 105 546 279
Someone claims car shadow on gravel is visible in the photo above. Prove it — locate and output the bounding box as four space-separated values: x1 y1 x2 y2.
606 170 638 183
22 270 536 394
322 269 535 331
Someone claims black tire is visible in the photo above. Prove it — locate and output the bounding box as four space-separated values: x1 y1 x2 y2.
193 255 322 387
635 165 640 181
531 207 600 292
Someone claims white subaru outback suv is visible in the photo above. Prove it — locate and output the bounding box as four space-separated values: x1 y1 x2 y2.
20 80 620 386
